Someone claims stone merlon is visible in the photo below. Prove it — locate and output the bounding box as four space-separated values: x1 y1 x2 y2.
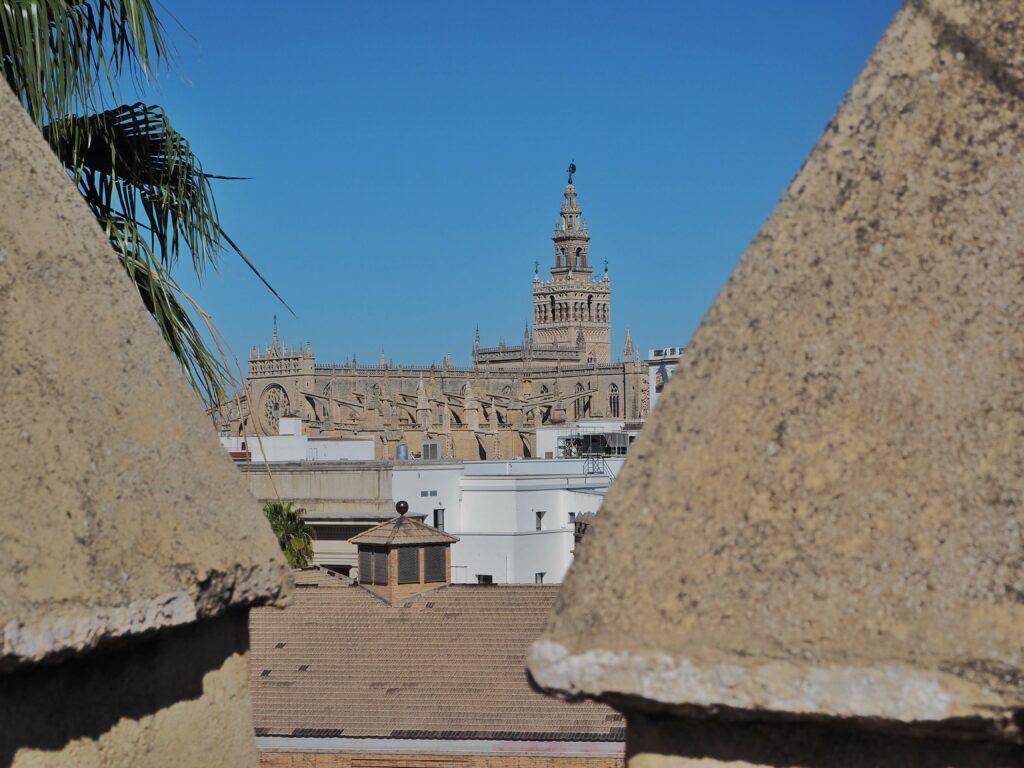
0 82 290 673
529 0 1024 745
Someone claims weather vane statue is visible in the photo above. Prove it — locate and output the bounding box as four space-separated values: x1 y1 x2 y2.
567 160 576 184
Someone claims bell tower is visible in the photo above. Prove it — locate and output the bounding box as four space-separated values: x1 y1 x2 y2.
533 164 612 363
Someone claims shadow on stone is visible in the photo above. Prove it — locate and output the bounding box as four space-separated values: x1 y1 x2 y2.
0 610 248 767
626 711 1024 768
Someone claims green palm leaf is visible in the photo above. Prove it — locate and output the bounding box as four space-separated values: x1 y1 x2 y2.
1 0 164 129
2 1 293 405
263 501 316 569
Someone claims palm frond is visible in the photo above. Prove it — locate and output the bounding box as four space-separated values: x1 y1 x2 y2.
46 102 224 275
45 102 295 313
0 0 165 129
263 501 316 568
3 2 295 406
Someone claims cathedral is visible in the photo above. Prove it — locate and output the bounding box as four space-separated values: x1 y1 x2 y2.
221 169 648 460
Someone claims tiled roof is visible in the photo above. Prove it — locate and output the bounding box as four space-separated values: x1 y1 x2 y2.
348 514 459 546
249 569 622 740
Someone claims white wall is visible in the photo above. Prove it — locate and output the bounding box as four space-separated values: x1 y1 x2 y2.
221 417 375 462
391 458 617 584
392 463 464 529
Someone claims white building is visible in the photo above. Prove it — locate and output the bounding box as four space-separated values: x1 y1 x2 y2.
392 457 623 585
221 417 375 463
230 428 622 583
646 346 685 412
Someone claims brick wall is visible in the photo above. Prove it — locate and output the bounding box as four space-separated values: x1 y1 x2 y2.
259 751 623 768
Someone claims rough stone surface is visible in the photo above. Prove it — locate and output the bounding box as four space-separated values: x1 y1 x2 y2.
1 611 259 767
0 81 290 671
530 0 1024 740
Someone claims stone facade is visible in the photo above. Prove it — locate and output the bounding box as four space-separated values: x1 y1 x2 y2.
222 175 647 460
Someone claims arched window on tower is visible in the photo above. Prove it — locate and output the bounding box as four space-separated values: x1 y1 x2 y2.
587 294 593 321
609 383 620 418
575 247 582 268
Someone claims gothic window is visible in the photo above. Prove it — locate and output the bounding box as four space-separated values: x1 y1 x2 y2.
587 294 593 321
609 383 620 418
574 382 585 420
260 385 290 433
575 247 582 267
550 296 556 321
502 385 512 397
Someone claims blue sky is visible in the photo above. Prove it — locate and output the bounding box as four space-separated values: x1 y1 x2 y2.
153 1 903 368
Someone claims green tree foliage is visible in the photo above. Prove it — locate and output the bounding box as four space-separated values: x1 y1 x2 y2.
1 0 288 405
263 501 316 569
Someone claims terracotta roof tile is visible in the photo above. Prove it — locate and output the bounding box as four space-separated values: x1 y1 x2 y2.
249 571 620 740
348 515 459 546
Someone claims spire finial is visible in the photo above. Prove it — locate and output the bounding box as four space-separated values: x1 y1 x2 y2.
567 160 576 185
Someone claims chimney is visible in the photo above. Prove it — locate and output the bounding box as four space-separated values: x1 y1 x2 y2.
350 501 459 603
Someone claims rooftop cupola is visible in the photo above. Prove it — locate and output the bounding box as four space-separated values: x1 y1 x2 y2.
351 501 459 603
